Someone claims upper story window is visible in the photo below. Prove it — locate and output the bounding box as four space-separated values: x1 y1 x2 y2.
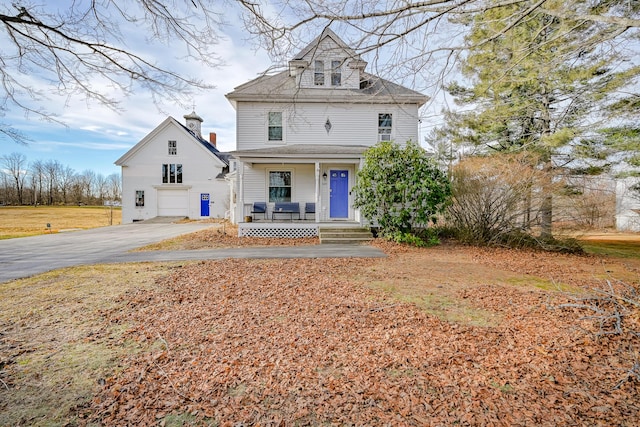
162 163 183 184
314 60 325 85
331 60 342 86
268 112 283 142
168 140 177 155
378 113 392 141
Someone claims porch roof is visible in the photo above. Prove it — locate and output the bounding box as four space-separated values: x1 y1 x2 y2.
230 144 368 163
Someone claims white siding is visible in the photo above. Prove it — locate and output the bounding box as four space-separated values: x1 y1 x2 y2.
229 30 425 226
616 177 640 231
236 103 420 150
298 58 359 89
298 37 360 90
241 164 316 217
119 121 229 223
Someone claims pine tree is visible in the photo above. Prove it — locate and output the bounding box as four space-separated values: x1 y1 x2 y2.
437 0 637 238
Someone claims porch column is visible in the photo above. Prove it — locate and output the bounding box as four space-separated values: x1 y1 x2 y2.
355 157 364 224
315 161 320 223
237 162 245 222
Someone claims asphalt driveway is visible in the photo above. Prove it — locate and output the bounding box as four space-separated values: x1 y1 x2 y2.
0 222 385 283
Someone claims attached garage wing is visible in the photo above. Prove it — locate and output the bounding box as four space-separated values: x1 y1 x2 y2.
157 189 188 216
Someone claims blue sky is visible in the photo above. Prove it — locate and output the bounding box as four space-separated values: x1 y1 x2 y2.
1 7 274 177
1 3 456 178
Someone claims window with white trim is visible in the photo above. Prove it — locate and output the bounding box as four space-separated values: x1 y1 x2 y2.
268 171 292 202
378 113 392 141
268 112 283 142
135 190 144 207
331 60 341 86
314 60 325 85
162 163 183 183
168 140 177 155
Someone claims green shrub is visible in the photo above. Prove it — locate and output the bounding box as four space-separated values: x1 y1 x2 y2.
384 228 440 247
353 140 451 240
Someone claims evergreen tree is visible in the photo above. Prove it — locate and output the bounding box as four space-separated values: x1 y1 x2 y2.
436 0 638 238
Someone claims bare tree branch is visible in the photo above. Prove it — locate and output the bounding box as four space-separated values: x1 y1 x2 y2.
237 0 639 92
0 0 226 144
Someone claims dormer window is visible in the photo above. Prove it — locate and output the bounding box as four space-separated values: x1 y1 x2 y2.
168 140 177 155
314 60 325 85
331 60 342 86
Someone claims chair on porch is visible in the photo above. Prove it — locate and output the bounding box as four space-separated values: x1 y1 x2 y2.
304 202 315 220
251 202 267 220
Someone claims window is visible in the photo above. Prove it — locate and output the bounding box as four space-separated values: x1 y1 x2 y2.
168 140 177 155
314 60 324 85
268 112 283 141
135 190 144 207
162 163 183 183
378 113 392 141
331 60 342 86
269 171 291 202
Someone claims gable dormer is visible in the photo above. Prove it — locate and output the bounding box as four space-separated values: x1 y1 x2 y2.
289 28 365 90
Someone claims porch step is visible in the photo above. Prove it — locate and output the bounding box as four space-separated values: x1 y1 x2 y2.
318 227 374 244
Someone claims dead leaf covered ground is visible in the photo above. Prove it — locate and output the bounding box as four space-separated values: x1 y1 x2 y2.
74 231 640 426
134 223 318 251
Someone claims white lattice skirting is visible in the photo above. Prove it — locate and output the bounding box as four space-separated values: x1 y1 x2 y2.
239 226 319 238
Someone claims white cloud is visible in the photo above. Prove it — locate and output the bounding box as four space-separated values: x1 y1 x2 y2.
4 3 273 170
44 140 132 151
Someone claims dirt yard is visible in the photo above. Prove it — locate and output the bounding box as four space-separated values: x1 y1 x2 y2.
1 226 639 426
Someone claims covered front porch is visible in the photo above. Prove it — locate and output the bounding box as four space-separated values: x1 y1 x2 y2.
229 144 369 236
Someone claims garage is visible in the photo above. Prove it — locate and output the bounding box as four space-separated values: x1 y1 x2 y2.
157 189 188 216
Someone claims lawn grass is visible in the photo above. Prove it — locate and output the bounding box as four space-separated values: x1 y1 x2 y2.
0 249 557 425
366 279 502 327
1 224 638 424
0 206 121 239
0 262 185 426
580 240 640 259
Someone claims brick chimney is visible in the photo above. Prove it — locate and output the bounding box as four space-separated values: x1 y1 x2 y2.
209 132 217 147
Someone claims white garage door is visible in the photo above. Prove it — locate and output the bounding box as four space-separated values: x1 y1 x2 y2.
157 190 188 216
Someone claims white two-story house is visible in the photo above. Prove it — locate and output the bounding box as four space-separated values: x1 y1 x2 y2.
116 112 230 223
226 28 428 237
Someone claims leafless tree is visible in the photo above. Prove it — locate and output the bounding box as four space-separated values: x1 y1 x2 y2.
79 170 96 204
106 173 122 203
239 1 639 97
2 1 637 146
0 169 10 205
29 159 45 205
445 153 548 245
0 152 28 204
105 172 122 225
0 0 225 144
57 165 77 204
43 159 62 205
94 174 109 203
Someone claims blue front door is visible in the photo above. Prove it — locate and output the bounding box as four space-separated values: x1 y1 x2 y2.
200 193 210 216
329 170 349 218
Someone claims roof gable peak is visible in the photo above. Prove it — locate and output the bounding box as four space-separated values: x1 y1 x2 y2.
293 27 359 61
